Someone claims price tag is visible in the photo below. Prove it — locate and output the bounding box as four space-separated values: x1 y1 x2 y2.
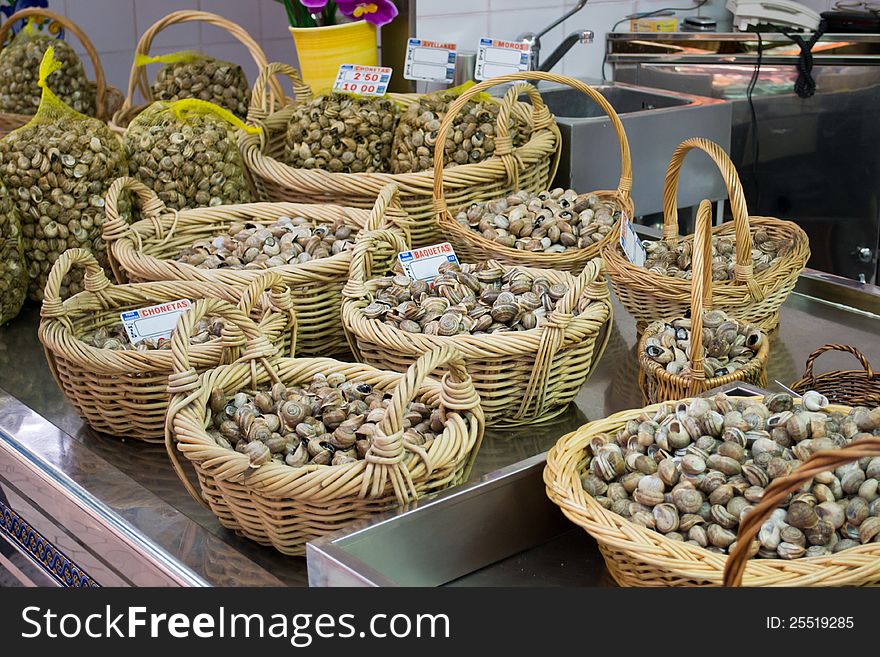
120 299 192 346
333 64 393 96
404 38 457 83
475 37 530 80
398 242 460 282
619 212 646 266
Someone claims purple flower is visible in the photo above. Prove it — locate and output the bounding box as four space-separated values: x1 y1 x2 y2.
299 0 329 8
337 0 398 26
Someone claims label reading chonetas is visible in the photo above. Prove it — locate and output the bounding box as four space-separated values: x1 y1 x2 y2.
120 299 192 346
333 64 393 96
619 211 646 267
475 37 530 80
398 242 460 282
404 38 457 83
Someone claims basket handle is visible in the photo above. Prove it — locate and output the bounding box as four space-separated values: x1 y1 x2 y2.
165 297 279 506
120 9 280 117
40 248 113 322
432 72 632 221
360 344 481 504
802 344 876 382
365 183 403 233
102 176 168 243
247 61 313 126
236 271 297 357
342 228 410 302
724 435 880 586
0 8 108 119
685 199 715 388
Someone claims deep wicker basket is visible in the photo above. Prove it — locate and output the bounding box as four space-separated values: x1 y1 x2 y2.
239 63 562 248
164 298 485 556
790 344 880 407
341 230 613 426
101 176 408 359
437 71 633 274
38 248 295 442
603 137 810 334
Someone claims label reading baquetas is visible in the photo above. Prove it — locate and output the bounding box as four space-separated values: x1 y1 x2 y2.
619 211 646 266
475 37 530 80
404 38 457 83
333 64 393 97
120 299 192 346
398 243 460 282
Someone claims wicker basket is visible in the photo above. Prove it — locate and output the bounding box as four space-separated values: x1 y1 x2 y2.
341 230 613 426
544 395 880 586
109 9 281 134
638 200 769 403
0 8 124 137
437 72 633 273
790 344 880 407
240 63 562 247
164 298 484 556
603 137 810 334
38 248 295 442
101 176 408 359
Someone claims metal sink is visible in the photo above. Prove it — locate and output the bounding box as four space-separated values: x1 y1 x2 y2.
536 81 733 218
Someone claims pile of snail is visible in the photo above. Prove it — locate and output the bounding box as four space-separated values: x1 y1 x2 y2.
642 229 791 281
456 189 617 253
80 315 224 351
643 310 765 377
0 181 27 323
174 215 355 270
207 372 443 468
580 392 880 560
150 55 249 120
361 260 583 336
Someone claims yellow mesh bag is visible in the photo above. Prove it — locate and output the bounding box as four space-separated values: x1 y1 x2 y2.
0 180 27 323
124 98 256 210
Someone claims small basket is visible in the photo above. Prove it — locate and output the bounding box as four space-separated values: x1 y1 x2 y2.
790 344 880 407
102 177 408 359
0 8 124 137
240 63 562 248
109 9 280 134
164 298 484 556
437 72 632 273
638 200 769 403
603 137 810 333
341 230 613 426
544 395 878 587
38 248 295 442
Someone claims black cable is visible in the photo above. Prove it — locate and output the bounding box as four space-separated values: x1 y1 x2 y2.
746 30 763 206
768 22 825 99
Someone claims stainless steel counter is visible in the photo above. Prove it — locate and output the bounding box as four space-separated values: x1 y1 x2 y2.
0 271 878 586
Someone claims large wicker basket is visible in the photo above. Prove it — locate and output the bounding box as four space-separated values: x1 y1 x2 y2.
638 200 769 403
109 9 281 134
437 72 632 273
240 63 562 248
101 176 408 359
544 395 880 586
790 344 880 408
603 137 810 333
341 230 613 426
0 8 124 137
38 248 295 442
164 298 484 556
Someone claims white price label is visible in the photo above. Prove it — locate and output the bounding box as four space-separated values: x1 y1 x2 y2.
120 299 192 347
475 37 530 80
333 64 392 96
404 38 457 83
398 242 460 282
619 212 646 267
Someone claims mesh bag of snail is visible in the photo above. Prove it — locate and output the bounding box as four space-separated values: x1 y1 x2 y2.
124 99 254 211
0 179 27 323
0 46 126 301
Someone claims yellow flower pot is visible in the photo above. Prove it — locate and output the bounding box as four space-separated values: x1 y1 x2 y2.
289 21 378 95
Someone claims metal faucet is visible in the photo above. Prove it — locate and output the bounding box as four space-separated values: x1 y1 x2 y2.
516 0 594 72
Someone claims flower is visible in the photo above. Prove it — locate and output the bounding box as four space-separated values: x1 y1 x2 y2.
337 0 398 26
299 0 329 8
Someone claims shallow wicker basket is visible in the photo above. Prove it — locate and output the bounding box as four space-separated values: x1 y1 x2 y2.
164 298 484 556
101 176 408 359
341 230 613 426
790 344 880 407
38 248 295 442
603 137 810 334
437 72 632 273
638 200 769 403
0 8 124 137
544 395 880 587
109 9 281 134
240 63 562 248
